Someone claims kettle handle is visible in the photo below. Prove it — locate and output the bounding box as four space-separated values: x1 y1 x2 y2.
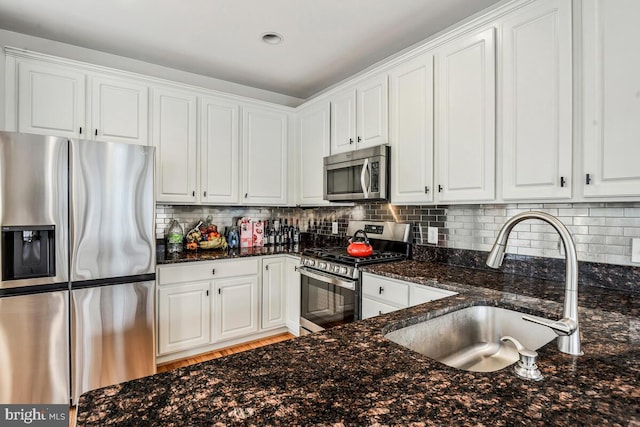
352 229 370 246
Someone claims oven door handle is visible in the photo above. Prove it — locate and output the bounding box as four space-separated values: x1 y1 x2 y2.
298 267 356 291
360 158 370 199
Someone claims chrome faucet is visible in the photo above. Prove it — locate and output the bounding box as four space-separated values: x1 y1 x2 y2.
486 211 583 356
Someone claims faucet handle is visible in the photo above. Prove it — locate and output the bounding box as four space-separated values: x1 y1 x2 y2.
522 314 577 336
500 336 543 381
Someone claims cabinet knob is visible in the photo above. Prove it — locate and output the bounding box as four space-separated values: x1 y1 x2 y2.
218 288 221 294
203 191 207 197
265 264 269 271
379 310 383 315
424 186 430 194
245 193 248 198
212 268 216 275
349 138 354 144
94 129 98 136
438 185 443 192
294 266 298 272
357 136 362 143
79 127 83 135
192 191 196 197
586 174 592 185
206 290 209 296
560 176 566 187
379 286 384 294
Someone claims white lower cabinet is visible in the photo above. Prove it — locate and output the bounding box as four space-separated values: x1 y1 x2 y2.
261 257 286 330
213 275 259 342
361 273 457 319
285 257 301 335
157 282 210 355
157 256 300 361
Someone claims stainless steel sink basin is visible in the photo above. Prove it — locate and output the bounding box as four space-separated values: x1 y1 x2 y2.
384 305 557 372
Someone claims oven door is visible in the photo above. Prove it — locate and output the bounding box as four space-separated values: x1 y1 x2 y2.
299 267 357 335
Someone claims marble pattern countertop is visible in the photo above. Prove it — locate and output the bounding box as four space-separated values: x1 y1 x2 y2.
77 260 640 426
157 245 303 264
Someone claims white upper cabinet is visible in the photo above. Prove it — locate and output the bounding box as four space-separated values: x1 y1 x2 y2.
200 96 240 204
501 0 572 200
17 61 86 138
435 27 496 202
242 105 288 205
582 0 640 197
90 75 149 145
298 101 331 205
11 57 150 144
357 74 389 150
389 52 435 204
152 86 198 203
330 89 357 154
330 74 388 154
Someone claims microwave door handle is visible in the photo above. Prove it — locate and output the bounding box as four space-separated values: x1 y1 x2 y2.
360 158 370 199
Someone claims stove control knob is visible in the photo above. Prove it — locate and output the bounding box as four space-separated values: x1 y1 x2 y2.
305 259 315 267
333 265 340 273
339 266 348 275
319 262 327 270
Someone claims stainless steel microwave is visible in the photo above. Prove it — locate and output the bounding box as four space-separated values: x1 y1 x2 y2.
323 145 389 202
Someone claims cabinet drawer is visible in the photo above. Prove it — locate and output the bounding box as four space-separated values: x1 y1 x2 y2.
410 285 457 306
158 258 259 285
361 297 402 319
361 273 409 307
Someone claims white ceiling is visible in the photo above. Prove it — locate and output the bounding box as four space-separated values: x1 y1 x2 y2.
0 0 504 99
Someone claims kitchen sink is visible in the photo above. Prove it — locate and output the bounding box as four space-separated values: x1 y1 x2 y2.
384 305 557 372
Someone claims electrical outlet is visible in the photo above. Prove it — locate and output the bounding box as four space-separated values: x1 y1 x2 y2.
632 238 640 263
427 227 438 244
332 222 339 234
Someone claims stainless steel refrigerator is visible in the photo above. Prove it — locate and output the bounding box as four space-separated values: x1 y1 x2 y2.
0 131 156 405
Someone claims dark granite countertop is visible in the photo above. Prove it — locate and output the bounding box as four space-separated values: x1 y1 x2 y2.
157 245 303 264
76 260 640 426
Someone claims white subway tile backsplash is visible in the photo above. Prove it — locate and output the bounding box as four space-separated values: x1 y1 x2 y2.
156 201 640 267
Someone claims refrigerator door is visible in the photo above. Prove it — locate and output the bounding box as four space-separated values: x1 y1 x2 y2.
0 131 68 290
71 281 155 403
70 139 155 281
0 291 69 404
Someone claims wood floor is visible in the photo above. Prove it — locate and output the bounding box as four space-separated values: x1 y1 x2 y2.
70 332 295 426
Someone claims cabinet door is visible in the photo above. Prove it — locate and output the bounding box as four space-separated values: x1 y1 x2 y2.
200 97 240 204
583 0 640 197
285 257 301 335
91 75 149 145
330 89 357 154
242 106 287 204
501 0 572 200
361 297 402 320
389 53 434 203
152 87 198 203
436 27 496 202
357 74 388 149
17 61 86 138
261 258 286 329
299 102 330 205
157 282 210 355
213 275 258 342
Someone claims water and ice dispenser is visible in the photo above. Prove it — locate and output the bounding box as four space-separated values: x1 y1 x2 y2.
1 225 56 280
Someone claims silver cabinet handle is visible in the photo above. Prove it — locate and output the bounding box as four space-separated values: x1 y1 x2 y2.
212 268 216 275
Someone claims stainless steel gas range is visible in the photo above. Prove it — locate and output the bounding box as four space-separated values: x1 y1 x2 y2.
298 221 411 335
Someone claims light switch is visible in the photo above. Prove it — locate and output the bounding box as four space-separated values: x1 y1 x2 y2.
632 238 640 263
427 227 438 244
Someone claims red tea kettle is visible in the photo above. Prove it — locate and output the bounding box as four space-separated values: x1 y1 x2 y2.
347 230 374 257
